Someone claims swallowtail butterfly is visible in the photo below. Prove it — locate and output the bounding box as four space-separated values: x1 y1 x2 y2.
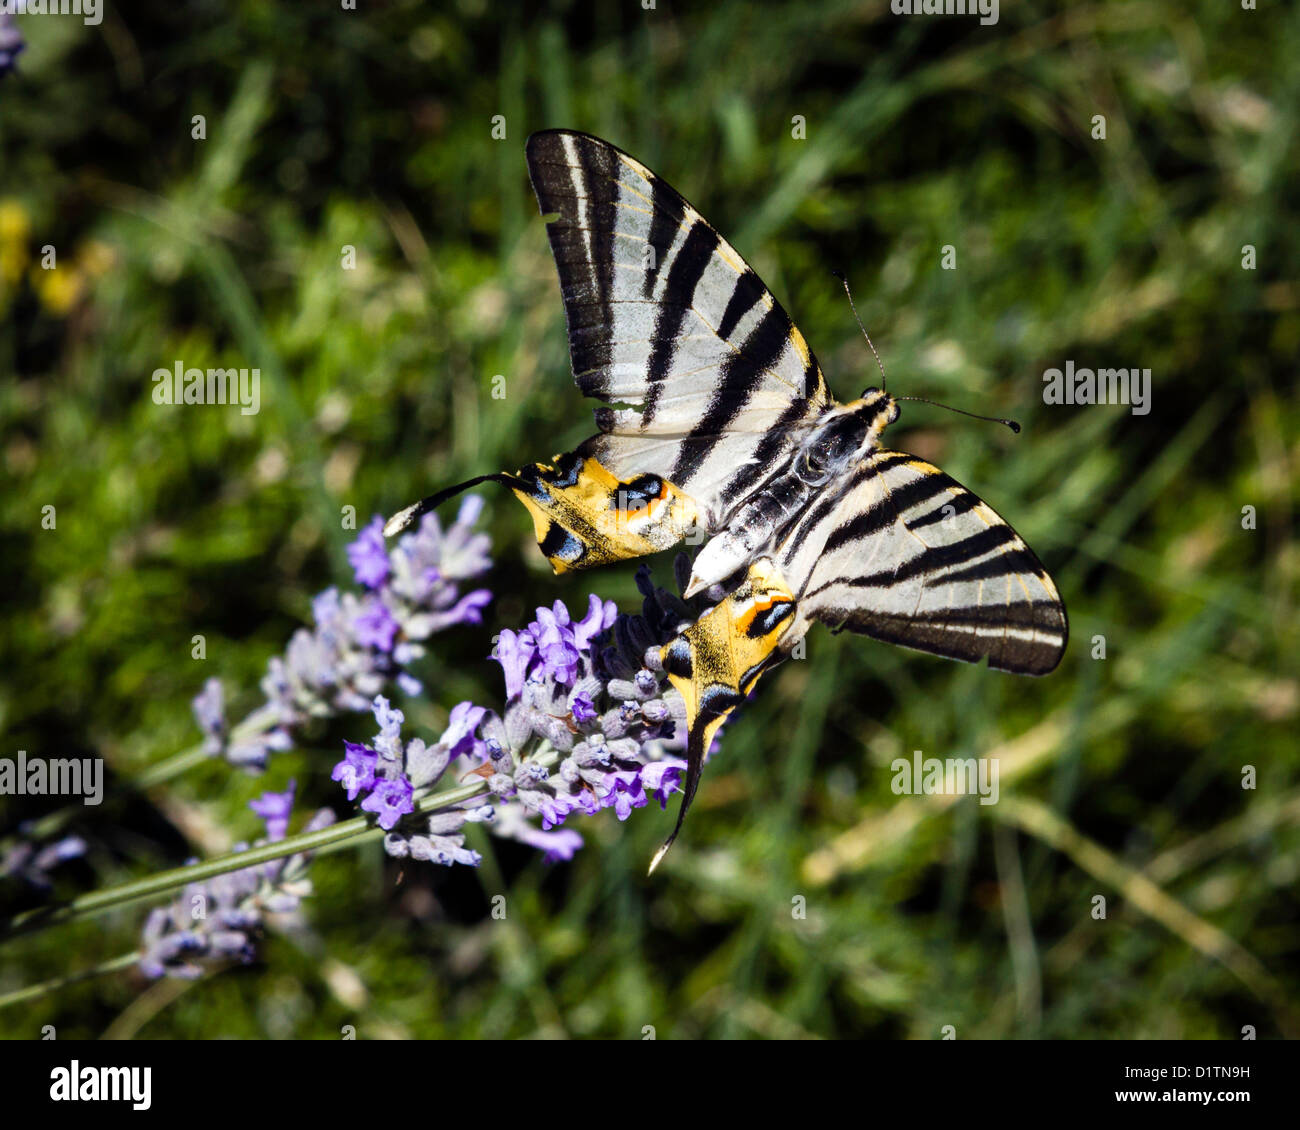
386 130 1067 869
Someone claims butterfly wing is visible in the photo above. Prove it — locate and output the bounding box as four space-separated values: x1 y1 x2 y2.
523 129 832 554
775 449 1068 674
653 558 799 872
649 448 1066 870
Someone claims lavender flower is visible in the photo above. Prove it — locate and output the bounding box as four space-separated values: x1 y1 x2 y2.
0 12 24 78
478 567 703 843
491 806 583 863
347 516 391 589
248 779 297 841
335 552 728 867
571 693 597 725
332 742 377 801
139 786 334 980
191 498 492 771
192 677 226 756
2 834 86 890
361 775 415 831
332 696 487 865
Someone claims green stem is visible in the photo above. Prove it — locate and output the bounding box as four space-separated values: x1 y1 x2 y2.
133 743 217 790
0 952 140 1010
0 775 501 944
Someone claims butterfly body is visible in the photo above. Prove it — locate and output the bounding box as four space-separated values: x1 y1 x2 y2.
388 130 1068 867
684 389 899 596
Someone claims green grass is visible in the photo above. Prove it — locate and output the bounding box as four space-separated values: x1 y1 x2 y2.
0 0 1296 1038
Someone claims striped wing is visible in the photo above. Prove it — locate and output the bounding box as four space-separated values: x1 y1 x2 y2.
647 447 1065 869
776 450 1067 675
526 129 832 530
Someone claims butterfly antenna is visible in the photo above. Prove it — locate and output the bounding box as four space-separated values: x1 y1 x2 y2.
832 269 887 392
382 473 511 537
894 396 1021 434
831 272 1019 434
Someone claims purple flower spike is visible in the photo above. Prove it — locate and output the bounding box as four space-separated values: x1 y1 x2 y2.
348 516 391 590
140 791 333 980
332 741 378 801
494 628 537 699
530 604 581 685
570 693 597 725
361 775 415 830
191 499 492 773
0 14 24 78
249 780 297 841
440 701 487 758
337 553 729 872
352 597 399 653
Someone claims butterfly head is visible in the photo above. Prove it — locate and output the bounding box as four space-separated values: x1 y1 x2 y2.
860 386 901 426
797 391 897 486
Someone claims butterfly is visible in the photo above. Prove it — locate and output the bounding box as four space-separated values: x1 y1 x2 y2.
386 130 1067 870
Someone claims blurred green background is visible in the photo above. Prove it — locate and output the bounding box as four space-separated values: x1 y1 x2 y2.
1 0 1297 1039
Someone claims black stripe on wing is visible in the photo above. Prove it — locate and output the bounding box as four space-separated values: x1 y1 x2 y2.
795 451 1068 676
643 221 720 424
524 129 829 418
669 306 793 484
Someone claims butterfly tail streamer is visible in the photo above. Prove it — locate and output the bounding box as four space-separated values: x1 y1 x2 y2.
647 718 710 875
383 473 514 537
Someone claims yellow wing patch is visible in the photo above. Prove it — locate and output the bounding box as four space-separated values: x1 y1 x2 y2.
510 452 701 574
649 558 800 872
660 558 798 739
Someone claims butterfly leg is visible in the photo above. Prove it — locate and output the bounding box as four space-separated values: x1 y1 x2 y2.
651 559 799 872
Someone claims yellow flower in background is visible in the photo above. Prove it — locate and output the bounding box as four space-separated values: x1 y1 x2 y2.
30 240 116 315
0 201 116 314
78 239 116 279
0 198 30 287
35 264 85 315
0 198 28 242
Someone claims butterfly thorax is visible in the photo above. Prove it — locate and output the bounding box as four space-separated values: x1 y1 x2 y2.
798 388 897 482
683 390 898 597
